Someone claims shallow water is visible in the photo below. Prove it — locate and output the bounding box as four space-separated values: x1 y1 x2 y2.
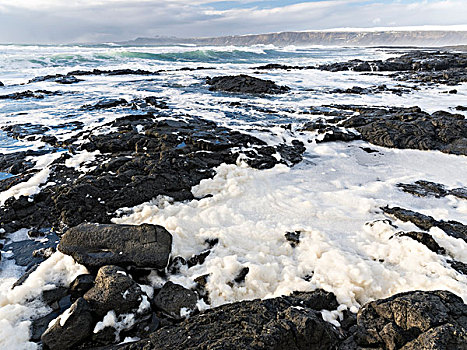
0 44 466 349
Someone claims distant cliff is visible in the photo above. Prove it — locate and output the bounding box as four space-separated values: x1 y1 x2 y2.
119 31 467 47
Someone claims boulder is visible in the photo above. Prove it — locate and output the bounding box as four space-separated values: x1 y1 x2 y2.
342 290 467 350
154 281 198 320
69 274 95 302
41 297 94 350
83 265 144 317
58 223 172 270
206 74 290 94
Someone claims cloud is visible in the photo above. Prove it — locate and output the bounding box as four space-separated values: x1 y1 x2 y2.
0 0 466 43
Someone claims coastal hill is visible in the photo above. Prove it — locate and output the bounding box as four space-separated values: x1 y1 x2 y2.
118 30 467 47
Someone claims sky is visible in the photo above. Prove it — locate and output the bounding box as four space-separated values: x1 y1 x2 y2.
0 0 466 44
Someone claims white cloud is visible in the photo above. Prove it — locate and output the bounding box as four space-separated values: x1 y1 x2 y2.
0 0 465 43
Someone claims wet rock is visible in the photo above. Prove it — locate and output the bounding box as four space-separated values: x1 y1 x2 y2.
285 231 301 247
119 289 343 350
253 63 313 70
206 74 290 94
233 267 250 284
28 74 82 84
330 85 412 96
153 281 198 320
42 286 69 309
456 105 467 111
0 114 303 233
398 180 467 200
82 98 129 110
319 51 467 86
29 69 159 83
449 260 467 275
3 232 60 270
382 206 467 242
341 106 467 155
316 128 361 143
393 231 446 255
0 80 3 86
59 223 172 270
83 265 143 317
342 290 467 350
0 90 61 100
41 297 94 350
30 310 61 342
69 274 95 302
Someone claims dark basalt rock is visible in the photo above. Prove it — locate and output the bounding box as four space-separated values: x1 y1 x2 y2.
58 223 172 270
253 63 313 70
340 106 467 155
29 69 159 84
69 274 95 302
0 80 3 86
340 290 467 350
330 84 413 96
81 96 168 111
28 74 83 84
0 114 304 234
0 90 61 100
318 51 467 86
285 231 301 247
82 98 129 110
398 180 467 200
153 281 198 320
83 265 144 317
116 289 343 350
206 74 290 94
382 206 467 243
41 297 94 350
316 128 361 143
393 231 446 255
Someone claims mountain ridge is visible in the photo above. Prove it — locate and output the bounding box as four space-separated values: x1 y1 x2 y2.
118 30 467 47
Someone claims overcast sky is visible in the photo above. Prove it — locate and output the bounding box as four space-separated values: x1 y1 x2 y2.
0 0 466 44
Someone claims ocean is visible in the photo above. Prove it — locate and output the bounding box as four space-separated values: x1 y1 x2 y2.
0 44 466 349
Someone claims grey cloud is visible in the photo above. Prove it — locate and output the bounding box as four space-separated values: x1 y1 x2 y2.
0 0 466 44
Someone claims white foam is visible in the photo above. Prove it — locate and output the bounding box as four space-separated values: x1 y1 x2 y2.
0 252 88 350
114 143 467 310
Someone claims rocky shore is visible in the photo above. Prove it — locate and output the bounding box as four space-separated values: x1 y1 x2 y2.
0 50 466 349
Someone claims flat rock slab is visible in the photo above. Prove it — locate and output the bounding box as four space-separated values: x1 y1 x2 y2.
59 223 172 270
207 74 290 94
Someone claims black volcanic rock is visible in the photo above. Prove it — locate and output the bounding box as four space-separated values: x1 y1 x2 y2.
383 206 467 243
341 106 467 155
206 74 290 94
116 289 343 350
393 231 446 255
340 290 467 350
0 114 304 233
0 90 61 100
83 265 144 317
397 180 467 200
28 74 83 84
319 51 467 86
154 281 198 320
0 80 4 86
41 297 94 350
59 223 172 270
